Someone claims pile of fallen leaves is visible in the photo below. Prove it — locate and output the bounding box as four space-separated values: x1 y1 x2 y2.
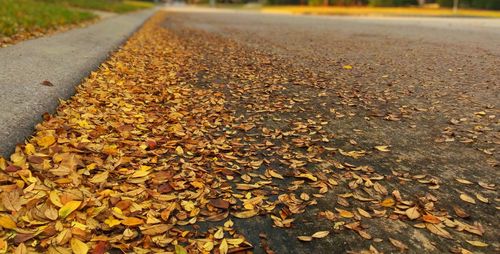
0 11 497 254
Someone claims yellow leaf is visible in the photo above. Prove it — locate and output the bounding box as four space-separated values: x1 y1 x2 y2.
380 198 395 207
297 236 313 241
357 208 372 218
465 240 488 247
233 210 258 218
37 135 56 148
50 191 63 207
226 238 244 245
374 145 390 152
456 178 473 185
311 231 329 238
70 238 89 254
121 217 144 226
131 165 151 178
219 239 228 254
0 215 17 229
297 173 317 182
176 146 184 156
25 144 36 155
343 65 353 70
0 239 8 253
476 193 489 203
268 169 284 179
104 216 121 227
336 208 354 218
175 245 187 254
90 171 109 184
214 227 224 239
460 194 476 204
405 207 420 220
59 201 81 219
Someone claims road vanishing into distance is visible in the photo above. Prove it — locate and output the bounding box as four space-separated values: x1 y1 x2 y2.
2 6 498 254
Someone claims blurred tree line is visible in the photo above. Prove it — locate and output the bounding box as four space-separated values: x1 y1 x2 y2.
263 0 500 9
437 0 500 9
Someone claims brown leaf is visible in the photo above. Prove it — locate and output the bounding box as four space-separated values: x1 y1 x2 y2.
453 206 470 218
210 199 230 209
425 223 452 239
311 231 329 238
405 207 420 220
389 238 408 251
41 80 54 86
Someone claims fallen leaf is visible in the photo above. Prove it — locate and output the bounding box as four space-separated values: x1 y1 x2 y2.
422 214 441 224
405 207 420 220
58 200 81 219
0 215 17 229
460 194 476 204
70 238 89 254
336 208 354 218
465 240 488 247
389 238 408 251
426 223 452 239
297 236 313 242
311 231 329 238
374 145 390 152
41 80 54 86
219 239 228 254
122 217 144 226
380 198 395 207
233 210 258 218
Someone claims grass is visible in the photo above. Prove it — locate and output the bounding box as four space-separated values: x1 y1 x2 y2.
0 0 154 38
54 0 155 14
261 6 500 18
0 0 96 37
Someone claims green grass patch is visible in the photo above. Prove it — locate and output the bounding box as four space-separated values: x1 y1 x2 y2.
0 0 96 37
50 0 155 13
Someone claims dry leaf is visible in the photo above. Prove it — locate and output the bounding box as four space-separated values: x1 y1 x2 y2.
233 210 258 219
122 217 144 226
460 194 476 204
58 201 81 219
336 208 354 218
311 231 329 238
425 223 452 239
405 207 420 220
374 145 390 152
297 236 313 242
389 238 408 251
219 239 228 254
465 240 488 247
70 238 89 254
0 215 17 229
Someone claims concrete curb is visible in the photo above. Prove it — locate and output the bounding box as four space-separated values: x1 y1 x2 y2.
0 8 158 158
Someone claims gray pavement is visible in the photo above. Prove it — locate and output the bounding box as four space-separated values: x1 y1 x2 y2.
0 8 156 157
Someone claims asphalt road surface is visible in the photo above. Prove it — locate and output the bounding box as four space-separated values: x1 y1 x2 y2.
160 7 499 253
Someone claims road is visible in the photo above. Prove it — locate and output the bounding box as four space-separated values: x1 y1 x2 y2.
160 7 499 253
1 7 498 254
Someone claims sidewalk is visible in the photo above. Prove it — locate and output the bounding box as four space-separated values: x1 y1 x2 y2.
0 8 156 157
